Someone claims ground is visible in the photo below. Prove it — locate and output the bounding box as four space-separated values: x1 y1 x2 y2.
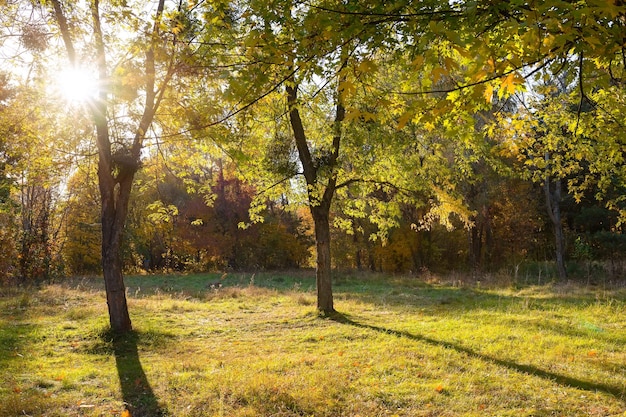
0 271 625 416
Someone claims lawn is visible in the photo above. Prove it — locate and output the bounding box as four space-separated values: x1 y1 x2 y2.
0 272 625 416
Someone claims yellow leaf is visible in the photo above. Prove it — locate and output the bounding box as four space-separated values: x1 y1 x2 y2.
357 59 377 73
344 108 361 122
361 111 376 122
339 80 356 99
484 84 494 103
471 69 488 83
543 34 555 49
501 73 518 96
452 45 472 59
443 57 458 71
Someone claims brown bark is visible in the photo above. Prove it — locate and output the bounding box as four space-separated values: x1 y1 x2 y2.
286 67 345 313
311 207 334 312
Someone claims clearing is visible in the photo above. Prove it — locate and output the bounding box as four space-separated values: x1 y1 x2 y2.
0 272 625 416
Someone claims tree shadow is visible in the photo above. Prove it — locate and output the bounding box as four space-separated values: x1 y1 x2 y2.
328 311 625 400
109 330 167 417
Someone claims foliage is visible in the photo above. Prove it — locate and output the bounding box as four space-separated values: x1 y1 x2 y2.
62 163 102 275
60 156 312 274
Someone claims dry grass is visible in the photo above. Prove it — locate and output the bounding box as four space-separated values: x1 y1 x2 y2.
0 272 625 416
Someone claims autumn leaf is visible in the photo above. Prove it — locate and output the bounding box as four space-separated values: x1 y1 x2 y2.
121 409 132 417
435 384 444 393
411 56 424 69
361 111 376 122
397 111 414 130
357 59 377 74
344 108 361 122
339 80 356 100
431 66 448 84
484 84 494 103
501 73 517 96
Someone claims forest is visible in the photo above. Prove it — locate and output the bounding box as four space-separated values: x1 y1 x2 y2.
1 1 625 416
2 0 626 323
2 0 626 308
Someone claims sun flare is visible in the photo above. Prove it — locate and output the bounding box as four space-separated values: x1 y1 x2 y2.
56 67 99 103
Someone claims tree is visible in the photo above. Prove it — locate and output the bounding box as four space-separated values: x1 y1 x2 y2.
47 0 191 331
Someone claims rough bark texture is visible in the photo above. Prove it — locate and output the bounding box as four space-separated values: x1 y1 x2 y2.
99 172 134 332
311 207 334 312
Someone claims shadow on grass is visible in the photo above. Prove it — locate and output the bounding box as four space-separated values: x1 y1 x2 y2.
328 311 625 400
107 330 167 417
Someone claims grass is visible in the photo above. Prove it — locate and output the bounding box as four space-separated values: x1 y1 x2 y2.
0 271 625 417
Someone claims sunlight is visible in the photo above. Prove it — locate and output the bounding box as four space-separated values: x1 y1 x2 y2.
55 66 99 103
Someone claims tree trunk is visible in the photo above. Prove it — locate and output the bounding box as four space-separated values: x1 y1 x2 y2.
544 177 567 280
312 207 334 313
287 82 338 314
99 172 134 332
286 54 346 314
469 222 483 270
102 240 132 332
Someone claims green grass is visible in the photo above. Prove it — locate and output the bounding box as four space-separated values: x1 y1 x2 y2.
1 272 625 416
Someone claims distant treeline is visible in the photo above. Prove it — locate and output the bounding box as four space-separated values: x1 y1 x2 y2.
3 157 625 285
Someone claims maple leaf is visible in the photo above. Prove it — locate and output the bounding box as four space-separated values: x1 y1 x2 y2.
431 67 448 84
397 111 413 130
501 73 517 96
484 84 494 103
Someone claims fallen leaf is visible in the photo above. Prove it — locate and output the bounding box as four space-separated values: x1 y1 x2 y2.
121 409 132 417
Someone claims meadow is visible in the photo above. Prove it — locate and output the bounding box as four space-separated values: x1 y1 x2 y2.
0 272 625 416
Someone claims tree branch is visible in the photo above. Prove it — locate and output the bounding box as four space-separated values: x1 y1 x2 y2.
574 52 584 135
49 0 76 65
